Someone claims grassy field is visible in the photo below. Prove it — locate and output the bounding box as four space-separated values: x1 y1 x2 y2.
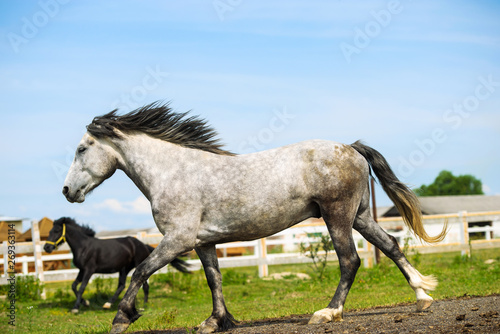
1 248 499 333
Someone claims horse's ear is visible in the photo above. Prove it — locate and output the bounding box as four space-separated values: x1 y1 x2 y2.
86 136 96 145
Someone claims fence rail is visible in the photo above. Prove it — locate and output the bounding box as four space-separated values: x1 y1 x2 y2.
1 210 499 285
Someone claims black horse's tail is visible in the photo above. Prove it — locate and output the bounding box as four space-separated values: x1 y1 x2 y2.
170 258 191 273
350 140 448 243
146 244 191 273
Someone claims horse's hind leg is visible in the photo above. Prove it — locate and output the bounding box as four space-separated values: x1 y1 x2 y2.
104 269 129 309
309 201 361 324
196 245 237 334
353 190 436 311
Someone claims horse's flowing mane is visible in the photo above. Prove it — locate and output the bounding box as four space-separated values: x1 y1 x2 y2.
86 101 234 156
54 217 96 237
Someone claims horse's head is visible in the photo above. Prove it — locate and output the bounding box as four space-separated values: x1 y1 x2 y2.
44 217 69 253
62 132 119 203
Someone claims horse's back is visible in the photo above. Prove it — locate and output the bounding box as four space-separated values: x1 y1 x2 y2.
88 237 148 273
195 139 369 244
224 139 368 200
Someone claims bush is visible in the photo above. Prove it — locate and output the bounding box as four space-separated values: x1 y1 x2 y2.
8 275 43 302
300 233 334 280
53 287 72 302
89 277 115 304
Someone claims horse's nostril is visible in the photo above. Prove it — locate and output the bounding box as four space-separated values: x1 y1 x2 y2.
62 186 69 195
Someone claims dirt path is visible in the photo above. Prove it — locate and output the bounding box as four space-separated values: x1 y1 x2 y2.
136 294 499 333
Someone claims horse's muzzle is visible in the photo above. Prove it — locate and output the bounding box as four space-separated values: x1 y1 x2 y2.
44 243 55 253
62 186 84 203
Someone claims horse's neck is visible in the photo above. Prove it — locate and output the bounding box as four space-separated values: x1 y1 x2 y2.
65 225 91 254
114 134 206 201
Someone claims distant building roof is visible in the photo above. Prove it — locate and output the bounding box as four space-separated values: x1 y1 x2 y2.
383 195 500 217
0 221 22 242
18 217 54 242
0 216 28 222
375 206 393 218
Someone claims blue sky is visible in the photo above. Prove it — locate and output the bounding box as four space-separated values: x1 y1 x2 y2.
1 1 499 232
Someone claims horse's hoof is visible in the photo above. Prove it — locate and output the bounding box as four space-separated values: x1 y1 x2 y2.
197 318 219 334
109 322 129 334
71 308 79 314
309 311 331 324
103 302 112 309
416 298 433 311
308 308 343 324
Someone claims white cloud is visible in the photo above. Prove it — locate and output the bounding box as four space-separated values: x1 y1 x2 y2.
130 197 151 214
95 196 151 214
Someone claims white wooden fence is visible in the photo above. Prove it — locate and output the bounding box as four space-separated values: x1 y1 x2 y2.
1 210 499 285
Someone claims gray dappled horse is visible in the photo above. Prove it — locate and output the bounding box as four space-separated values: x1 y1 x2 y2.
62 102 447 333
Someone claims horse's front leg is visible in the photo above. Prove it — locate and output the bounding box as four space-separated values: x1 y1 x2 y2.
71 271 89 308
196 245 237 334
72 269 94 313
110 235 191 334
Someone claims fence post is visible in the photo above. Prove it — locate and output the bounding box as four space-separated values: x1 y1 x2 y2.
257 238 268 277
459 211 470 257
364 239 373 269
485 225 491 240
22 256 28 275
31 220 46 299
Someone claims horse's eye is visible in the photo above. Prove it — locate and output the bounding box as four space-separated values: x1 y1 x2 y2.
78 146 86 154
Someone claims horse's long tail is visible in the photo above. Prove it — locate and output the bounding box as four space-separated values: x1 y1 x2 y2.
146 244 191 273
350 140 447 243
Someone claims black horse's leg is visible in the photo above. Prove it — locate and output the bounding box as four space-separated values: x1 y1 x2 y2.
309 201 360 324
196 245 237 334
72 269 94 313
103 268 129 309
110 235 190 334
71 271 84 307
353 190 437 311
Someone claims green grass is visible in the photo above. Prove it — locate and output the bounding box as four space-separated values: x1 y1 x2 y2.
1 249 499 333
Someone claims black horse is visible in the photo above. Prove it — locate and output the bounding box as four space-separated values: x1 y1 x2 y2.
44 217 190 313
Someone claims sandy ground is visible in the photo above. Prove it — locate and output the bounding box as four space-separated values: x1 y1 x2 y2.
134 294 500 334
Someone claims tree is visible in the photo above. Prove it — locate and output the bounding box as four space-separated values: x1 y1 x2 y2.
414 170 484 196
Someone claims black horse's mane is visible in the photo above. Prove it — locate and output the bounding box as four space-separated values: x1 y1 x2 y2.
86 101 234 156
54 217 95 237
